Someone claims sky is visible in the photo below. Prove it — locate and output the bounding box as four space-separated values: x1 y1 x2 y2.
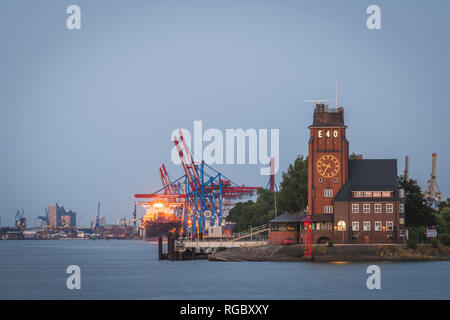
0 0 449 227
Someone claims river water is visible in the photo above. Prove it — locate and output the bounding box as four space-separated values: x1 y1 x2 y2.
0 240 449 299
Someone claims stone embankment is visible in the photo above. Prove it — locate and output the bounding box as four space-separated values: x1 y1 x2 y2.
208 244 450 262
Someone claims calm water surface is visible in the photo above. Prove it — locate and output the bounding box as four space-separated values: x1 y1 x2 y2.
0 240 449 299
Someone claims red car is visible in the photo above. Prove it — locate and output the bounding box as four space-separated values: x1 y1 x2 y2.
281 238 296 245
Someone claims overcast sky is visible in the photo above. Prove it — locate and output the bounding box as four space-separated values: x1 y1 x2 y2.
1 0 449 227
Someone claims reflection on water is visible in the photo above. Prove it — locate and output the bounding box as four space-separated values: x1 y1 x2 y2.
0 240 449 300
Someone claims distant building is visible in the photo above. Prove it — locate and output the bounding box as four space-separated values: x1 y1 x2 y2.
91 216 106 229
48 203 76 228
117 217 130 227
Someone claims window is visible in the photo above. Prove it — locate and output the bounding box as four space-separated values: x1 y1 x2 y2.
334 178 338 183
373 192 381 197
400 204 405 213
386 204 393 213
382 192 391 197
363 221 371 231
375 221 382 231
363 204 371 213
319 178 322 183
399 189 405 198
352 204 359 213
364 192 372 197
374 204 382 213
354 192 364 197
352 221 360 231
337 221 346 231
324 189 333 197
386 221 394 231
324 206 333 213
399 218 405 225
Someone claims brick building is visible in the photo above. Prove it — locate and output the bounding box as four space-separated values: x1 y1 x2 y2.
269 103 406 245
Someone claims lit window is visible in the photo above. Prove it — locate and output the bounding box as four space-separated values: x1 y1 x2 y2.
375 221 382 231
337 221 346 231
363 204 370 213
382 192 391 197
352 221 359 231
364 192 372 197
352 204 359 213
363 221 370 231
386 204 393 213
399 204 405 213
399 218 405 225
399 189 405 198
373 192 381 197
324 206 333 213
324 189 333 197
374 204 382 213
386 221 394 231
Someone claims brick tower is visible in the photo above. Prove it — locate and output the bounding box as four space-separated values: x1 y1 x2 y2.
307 104 349 216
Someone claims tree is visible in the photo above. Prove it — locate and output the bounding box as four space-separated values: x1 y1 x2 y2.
437 198 450 213
437 207 450 234
349 152 362 160
278 156 308 213
226 155 309 232
399 176 437 227
226 189 278 232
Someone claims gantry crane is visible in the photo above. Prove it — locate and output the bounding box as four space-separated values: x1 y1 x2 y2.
135 129 259 237
15 209 26 230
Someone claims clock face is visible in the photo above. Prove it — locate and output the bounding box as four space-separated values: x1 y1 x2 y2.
316 155 340 178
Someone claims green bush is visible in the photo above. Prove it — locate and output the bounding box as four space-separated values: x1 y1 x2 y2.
408 240 417 250
431 238 439 248
439 233 450 247
327 240 333 247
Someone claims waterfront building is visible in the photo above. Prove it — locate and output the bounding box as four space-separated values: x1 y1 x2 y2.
269 104 406 245
48 203 77 228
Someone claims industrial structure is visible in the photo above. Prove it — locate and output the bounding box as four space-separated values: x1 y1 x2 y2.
135 129 259 239
15 209 26 230
424 153 443 209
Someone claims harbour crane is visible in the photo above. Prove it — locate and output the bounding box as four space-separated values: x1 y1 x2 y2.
15 209 26 230
37 208 49 228
424 153 443 209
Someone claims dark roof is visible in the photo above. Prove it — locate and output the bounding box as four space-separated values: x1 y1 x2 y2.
270 212 334 223
270 212 306 223
334 159 399 202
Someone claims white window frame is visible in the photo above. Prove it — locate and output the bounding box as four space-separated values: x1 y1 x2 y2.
399 189 405 198
374 204 382 213
375 221 382 231
324 206 333 213
352 204 359 213
352 221 360 231
324 189 333 198
363 204 371 213
363 221 371 231
386 203 393 213
399 203 405 213
386 221 394 231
